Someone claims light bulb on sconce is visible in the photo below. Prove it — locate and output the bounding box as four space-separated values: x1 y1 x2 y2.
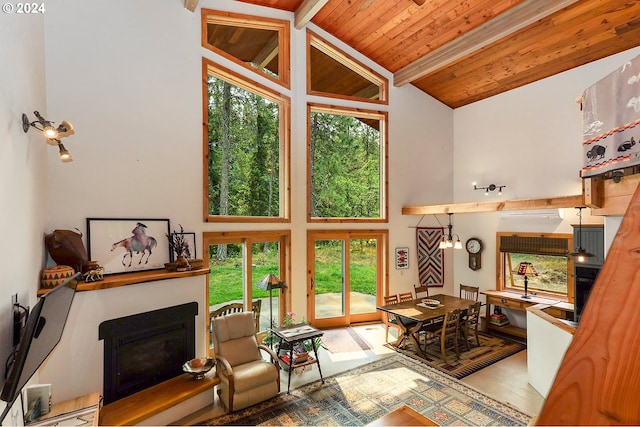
473 182 506 195
22 111 76 163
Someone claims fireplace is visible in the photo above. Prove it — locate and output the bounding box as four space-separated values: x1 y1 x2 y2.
99 302 198 404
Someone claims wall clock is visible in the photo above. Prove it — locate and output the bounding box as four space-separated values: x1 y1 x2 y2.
466 237 483 271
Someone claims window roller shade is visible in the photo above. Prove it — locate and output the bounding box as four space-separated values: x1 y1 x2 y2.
500 235 569 256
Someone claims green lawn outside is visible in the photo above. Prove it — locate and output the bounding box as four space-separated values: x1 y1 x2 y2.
209 242 378 306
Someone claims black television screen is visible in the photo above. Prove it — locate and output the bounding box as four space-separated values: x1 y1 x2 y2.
0 273 79 407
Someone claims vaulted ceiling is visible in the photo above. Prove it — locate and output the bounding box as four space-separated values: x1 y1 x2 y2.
191 0 640 109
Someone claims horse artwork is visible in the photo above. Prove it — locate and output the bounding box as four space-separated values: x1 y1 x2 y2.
111 222 158 267
86 218 171 275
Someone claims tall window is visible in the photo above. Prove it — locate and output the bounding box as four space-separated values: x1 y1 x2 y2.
203 59 290 222
498 232 574 300
307 104 388 222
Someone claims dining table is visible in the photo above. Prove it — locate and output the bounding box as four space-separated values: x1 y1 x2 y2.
376 293 476 357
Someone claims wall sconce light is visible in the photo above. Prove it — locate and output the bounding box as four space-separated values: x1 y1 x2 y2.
473 182 506 195
438 213 462 249
22 111 75 162
612 170 624 183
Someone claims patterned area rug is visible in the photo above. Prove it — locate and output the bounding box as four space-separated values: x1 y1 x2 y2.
206 353 532 426
321 327 373 353
387 332 526 379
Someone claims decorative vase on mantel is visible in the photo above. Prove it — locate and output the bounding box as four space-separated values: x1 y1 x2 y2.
175 255 190 272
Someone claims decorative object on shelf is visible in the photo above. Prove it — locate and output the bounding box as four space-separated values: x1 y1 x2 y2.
395 247 409 269
40 265 75 288
256 273 288 348
22 111 75 162
473 182 506 195
166 225 194 271
182 357 215 380
81 260 100 274
167 225 196 260
416 227 444 288
438 213 462 249
86 218 171 275
44 229 88 273
569 206 596 263
83 266 105 282
516 261 538 299
465 237 483 271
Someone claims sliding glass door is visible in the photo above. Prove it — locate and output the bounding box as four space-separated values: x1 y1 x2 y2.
307 230 387 328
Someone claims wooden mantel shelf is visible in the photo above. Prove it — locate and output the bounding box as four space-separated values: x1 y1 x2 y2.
37 268 210 295
402 194 584 215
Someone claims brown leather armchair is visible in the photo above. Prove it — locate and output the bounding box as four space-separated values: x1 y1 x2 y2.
211 311 280 412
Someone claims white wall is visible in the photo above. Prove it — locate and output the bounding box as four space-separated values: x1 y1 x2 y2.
450 47 640 321
0 10 48 423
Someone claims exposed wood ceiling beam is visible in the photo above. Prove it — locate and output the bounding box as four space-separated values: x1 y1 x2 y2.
402 194 584 215
184 0 199 12
294 0 330 30
393 0 580 87
252 34 279 70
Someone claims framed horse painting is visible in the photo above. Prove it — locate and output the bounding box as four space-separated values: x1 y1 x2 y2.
86 218 171 275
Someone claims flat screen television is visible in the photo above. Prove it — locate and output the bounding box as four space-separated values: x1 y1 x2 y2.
0 273 80 422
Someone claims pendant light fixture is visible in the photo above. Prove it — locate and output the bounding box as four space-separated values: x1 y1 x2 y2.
438 213 462 249
569 206 595 263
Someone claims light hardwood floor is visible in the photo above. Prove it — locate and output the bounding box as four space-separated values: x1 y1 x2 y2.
180 324 544 425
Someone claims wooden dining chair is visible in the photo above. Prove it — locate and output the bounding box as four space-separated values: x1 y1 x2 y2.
459 301 482 350
422 308 462 364
414 284 430 299
383 294 401 343
459 284 480 301
398 292 414 302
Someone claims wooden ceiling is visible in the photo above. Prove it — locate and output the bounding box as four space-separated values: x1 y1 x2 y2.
200 0 640 108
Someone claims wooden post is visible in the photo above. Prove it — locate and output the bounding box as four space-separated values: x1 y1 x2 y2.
535 180 640 424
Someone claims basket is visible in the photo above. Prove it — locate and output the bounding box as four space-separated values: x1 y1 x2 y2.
41 265 75 288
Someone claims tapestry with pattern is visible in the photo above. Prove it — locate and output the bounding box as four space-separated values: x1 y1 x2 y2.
416 227 444 287
581 53 640 178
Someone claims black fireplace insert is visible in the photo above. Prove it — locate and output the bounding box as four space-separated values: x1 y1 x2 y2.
99 302 197 404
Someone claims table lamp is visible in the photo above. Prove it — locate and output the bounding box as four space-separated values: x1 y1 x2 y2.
516 262 538 299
